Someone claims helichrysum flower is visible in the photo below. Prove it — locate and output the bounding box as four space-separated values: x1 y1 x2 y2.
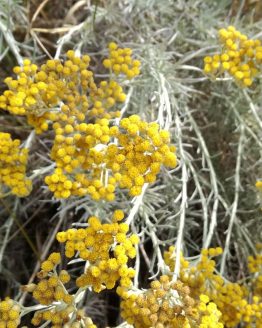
103 42 141 78
0 45 176 202
0 298 21 328
164 245 262 327
44 114 176 201
204 26 262 87
119 276 224 328
0 132 32 197
57 210 139 293
23 252 73 307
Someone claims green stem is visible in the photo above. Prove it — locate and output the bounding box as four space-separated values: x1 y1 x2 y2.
0 198 41 261
92 0 99 32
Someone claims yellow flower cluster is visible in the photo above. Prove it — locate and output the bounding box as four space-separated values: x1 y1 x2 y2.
204 26 262 87
0 132 31 197
0 52 91 133
103 42 141 78
0 298 21 328
32 306 72 327
45 114 176 200
164 247 223 297
0 46 133 131
0 48 129 152
164 246 262 328
15 209 140 327
116 116 176 195
119 275 223 328
56 210 139 292
21 252 80 327
197 294 224 328
0 45 175 201
248 252 262 274
256 180 262 190
119 275 195 328
64 311 97 328
24 253 73 306
248 245 262 298
31 307 97 328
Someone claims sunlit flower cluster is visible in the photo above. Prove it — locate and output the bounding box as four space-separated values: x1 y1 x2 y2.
31 307 97 328
0 46 176 201
23 252 73 306
204 26 262 87
164 247 223 298
21 252 86 328
103 42 141 78
44 114 176 200
119 275 223 328
0 132 31 197
164 246 262 327
56 210 139 292
15 210 139 326
0 298 21 328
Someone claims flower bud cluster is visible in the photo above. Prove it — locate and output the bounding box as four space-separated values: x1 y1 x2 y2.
0 298 21 328
0 52 92 133
197 294 223 328
0 46 175 201
44 114 176 200
119 275 223 328
248 252 262 274
119 275 196 327
0 47 134 131
204 26 262 87
248 245 262 298
16 209 140 327
21 252 78 328
63 311 97 328
115 115 176 196
103 42 141 78
31 307 97 328
23 253 73 306
164 246 223 297
0 132 31 197
164 246 262 327
31 306 73 327
56 210 139 292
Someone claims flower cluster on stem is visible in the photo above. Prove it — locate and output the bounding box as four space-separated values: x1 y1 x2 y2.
204 26 262 87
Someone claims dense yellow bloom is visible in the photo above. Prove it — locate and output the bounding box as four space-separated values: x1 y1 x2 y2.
44 114 176 200
103 42 141 78
24 255 79 326
0 132 31 197
204 26 262 87
40 252 61 273
0 298 21 328
22 251 97 327
31 306 97 327
164 246 262 328
57 210 138 292
119 276 223 328
0 46 176 201
0 44 177 327
24 253 72 307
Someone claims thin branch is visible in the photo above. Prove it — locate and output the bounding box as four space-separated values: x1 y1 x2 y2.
220 124 245 274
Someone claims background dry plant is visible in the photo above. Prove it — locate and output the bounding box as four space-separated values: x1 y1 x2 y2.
0 0 261 327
